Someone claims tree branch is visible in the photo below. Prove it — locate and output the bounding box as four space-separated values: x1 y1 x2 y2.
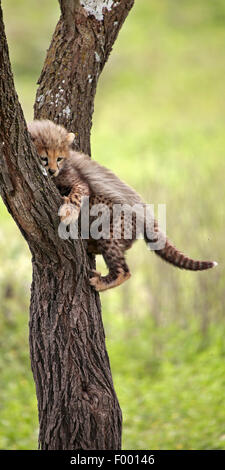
58 0 81 36
35 0 134 155
0 3 60 254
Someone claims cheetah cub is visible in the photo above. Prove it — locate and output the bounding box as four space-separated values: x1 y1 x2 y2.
28 120 217 292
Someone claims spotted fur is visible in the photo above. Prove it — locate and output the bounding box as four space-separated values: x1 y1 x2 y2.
28 119 217 291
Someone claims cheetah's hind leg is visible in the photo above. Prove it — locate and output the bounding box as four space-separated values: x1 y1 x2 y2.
89 241 131 292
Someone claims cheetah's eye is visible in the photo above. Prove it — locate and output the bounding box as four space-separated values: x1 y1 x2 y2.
40 156 48 166
57 157 64 163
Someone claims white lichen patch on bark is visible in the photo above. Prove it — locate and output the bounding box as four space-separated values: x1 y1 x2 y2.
62 105 71 117
80 0 115 21
95 51 101 62
40 165 48 177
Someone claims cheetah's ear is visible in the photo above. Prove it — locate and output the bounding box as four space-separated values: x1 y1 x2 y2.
66 133 75 145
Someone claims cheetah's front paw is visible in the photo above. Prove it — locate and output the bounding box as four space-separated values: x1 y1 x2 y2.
58 197 79 224
89 270 102 290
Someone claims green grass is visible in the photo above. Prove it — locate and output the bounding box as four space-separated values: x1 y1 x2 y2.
108 318 225 450
0 0 224 450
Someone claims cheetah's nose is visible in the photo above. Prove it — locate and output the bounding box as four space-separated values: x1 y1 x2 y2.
49 169 56 175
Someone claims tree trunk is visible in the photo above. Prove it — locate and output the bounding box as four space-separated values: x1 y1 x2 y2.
0 0 134 449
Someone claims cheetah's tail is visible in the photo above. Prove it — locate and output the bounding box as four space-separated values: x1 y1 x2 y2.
144 223 217 271
154 239 217 271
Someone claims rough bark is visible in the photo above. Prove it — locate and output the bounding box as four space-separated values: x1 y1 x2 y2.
0 0 134 450
34 0 135 155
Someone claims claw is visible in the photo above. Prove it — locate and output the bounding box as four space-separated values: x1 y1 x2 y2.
62 196 70 204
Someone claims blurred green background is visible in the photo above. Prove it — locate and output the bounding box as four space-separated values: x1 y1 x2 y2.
0 0 224 450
